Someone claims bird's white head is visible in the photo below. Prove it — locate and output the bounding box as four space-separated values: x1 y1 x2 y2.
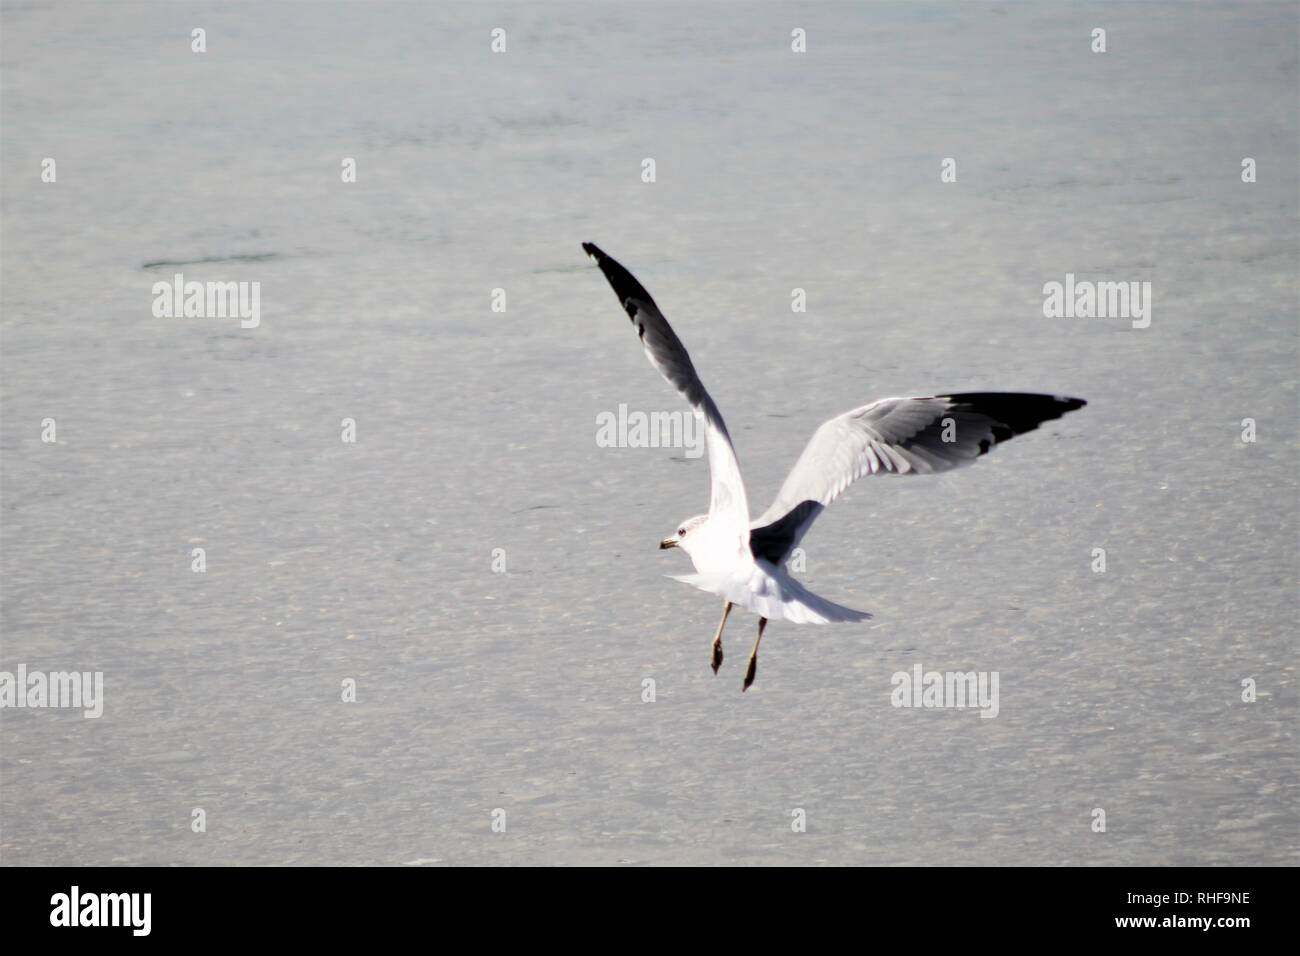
659 514 709 555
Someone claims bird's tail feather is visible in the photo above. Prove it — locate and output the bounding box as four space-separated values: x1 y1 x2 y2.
670 561 870 624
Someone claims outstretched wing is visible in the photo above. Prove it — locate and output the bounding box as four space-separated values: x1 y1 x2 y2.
750 392 1086 562
583 243 749 538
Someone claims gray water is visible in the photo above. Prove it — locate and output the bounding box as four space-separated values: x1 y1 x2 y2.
1 1 1296 865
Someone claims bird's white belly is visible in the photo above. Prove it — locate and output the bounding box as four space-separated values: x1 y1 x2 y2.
687 521 750 575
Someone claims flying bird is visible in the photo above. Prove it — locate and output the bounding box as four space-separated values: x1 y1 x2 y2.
583 242 1085 691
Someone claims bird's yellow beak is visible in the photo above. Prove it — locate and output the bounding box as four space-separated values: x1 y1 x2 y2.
659 537 678 550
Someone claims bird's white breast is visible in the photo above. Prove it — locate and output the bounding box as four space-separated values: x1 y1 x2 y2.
685 517 751 575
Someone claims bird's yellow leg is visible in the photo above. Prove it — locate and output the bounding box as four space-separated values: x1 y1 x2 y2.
743 617 767 691
711 601 732 674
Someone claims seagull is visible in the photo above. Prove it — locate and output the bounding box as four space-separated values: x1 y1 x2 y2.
583 242 1085 691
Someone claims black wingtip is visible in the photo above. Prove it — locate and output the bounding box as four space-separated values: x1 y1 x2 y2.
941 392 1086 446
581 243 659 316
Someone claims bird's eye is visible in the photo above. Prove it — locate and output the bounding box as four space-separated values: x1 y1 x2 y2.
677 527 685 536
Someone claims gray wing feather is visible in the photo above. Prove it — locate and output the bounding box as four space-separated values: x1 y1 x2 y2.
583 243 750 533
751 393 1085 560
